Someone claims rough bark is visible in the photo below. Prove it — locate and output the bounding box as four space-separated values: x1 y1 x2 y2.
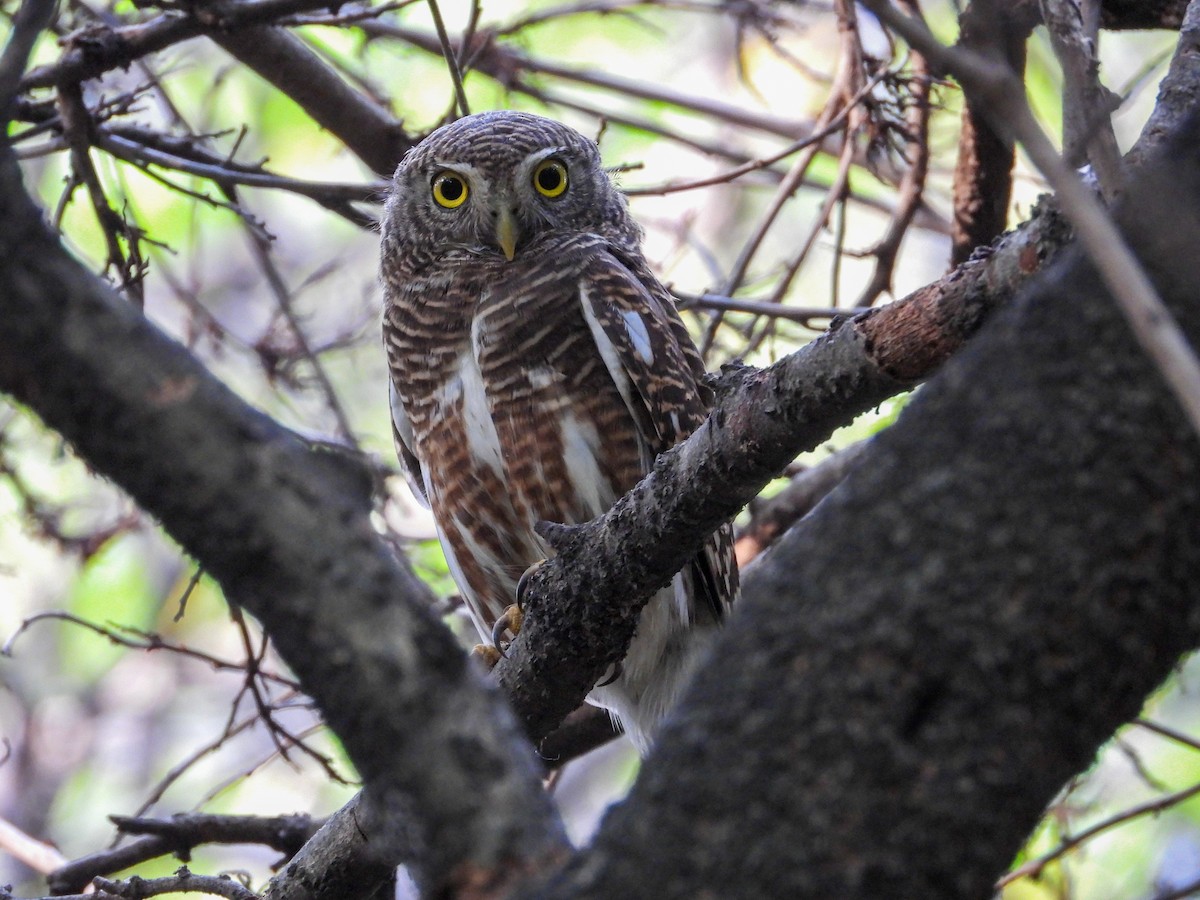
0 145 567 898
530 116 1200 899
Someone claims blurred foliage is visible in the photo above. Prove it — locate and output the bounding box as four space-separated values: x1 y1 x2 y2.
0 0 1193 896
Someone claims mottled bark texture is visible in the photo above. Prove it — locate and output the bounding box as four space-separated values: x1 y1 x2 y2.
531 119 1200 897
0 146 568 898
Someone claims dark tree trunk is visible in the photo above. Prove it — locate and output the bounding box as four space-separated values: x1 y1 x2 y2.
531 119 1200 897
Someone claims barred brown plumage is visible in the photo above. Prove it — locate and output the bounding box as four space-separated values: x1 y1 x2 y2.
380 111 737 752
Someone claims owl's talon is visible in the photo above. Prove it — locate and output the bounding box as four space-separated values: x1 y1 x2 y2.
491 603 524 654
596 660 622 688
515 560 545 608
472 643 503 669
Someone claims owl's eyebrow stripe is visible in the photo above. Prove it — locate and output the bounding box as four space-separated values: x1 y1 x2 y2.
526 146 570 164
431 161 484 176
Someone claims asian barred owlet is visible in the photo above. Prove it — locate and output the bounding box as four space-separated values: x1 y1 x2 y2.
380 111 737 752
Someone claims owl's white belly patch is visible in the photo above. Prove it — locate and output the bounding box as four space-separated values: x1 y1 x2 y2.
558 409 617 518
442 350 505 475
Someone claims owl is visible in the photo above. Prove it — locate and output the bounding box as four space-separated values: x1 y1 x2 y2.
380 111 737 753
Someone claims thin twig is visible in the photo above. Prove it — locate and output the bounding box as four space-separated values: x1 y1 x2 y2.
625 72 886 197
3 611 299 689
231 189 361 444
676 291 867 325
865 0 1200 442
427 0 470 116
93 866 259 899
997 777 1200 888
855 2 932 306
0 0 56 122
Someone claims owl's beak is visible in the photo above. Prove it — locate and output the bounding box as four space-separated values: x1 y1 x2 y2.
495 207 519 262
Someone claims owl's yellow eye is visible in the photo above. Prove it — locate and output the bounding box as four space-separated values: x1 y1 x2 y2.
532 159 568 198
432 171 468 208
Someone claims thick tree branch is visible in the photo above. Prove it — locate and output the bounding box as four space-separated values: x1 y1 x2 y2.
1124 0 1200 169
0 144 568 897
204 23 411 176
530 107 1200 900
20 0 332 90
869 0 1200 438
494 193 1073 742
262 794 395 900
1040 0 1123 196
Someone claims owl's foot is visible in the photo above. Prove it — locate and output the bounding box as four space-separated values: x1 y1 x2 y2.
490 603 524 653
486 561 542 657
515 559 545 608
472 643 503 669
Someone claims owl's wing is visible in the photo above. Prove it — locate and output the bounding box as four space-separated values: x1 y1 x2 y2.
578 252 707 450
578 248 737 624
389 380 430 508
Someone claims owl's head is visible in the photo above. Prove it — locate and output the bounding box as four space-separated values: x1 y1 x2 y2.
381 111 636 275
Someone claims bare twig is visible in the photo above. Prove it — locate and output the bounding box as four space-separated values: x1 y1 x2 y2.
1039 0 1123 198
48 817 318 895
997 777 1200 888
1135 717 1200 751
866 0 1200 442
97 128 385 219
358 20 819 141
132 714 261 816
58 83 147 306
232 190 360 444
3 611 299 689
0 0 56 122
94 867 259 899
0 815 70 877
855 0 932 306
427 0 470 116
677 291 867 326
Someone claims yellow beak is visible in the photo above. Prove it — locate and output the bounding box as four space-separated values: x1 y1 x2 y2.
495 207 519 262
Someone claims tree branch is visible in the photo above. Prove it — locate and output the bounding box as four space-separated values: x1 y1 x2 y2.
48 814 320 895
494 193 1073 742
0 143 568 897
529 104 1200 900
204 22 411 176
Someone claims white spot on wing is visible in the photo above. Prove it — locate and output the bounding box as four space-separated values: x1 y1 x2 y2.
438 349 504 474
621 309 654 365
579 283 639 416
579 281 657 467
528 367 560 391
559 410 617 517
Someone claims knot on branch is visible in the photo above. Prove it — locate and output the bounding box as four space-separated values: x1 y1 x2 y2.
706 358 756 401
534 518 584 553
60 22 127 73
